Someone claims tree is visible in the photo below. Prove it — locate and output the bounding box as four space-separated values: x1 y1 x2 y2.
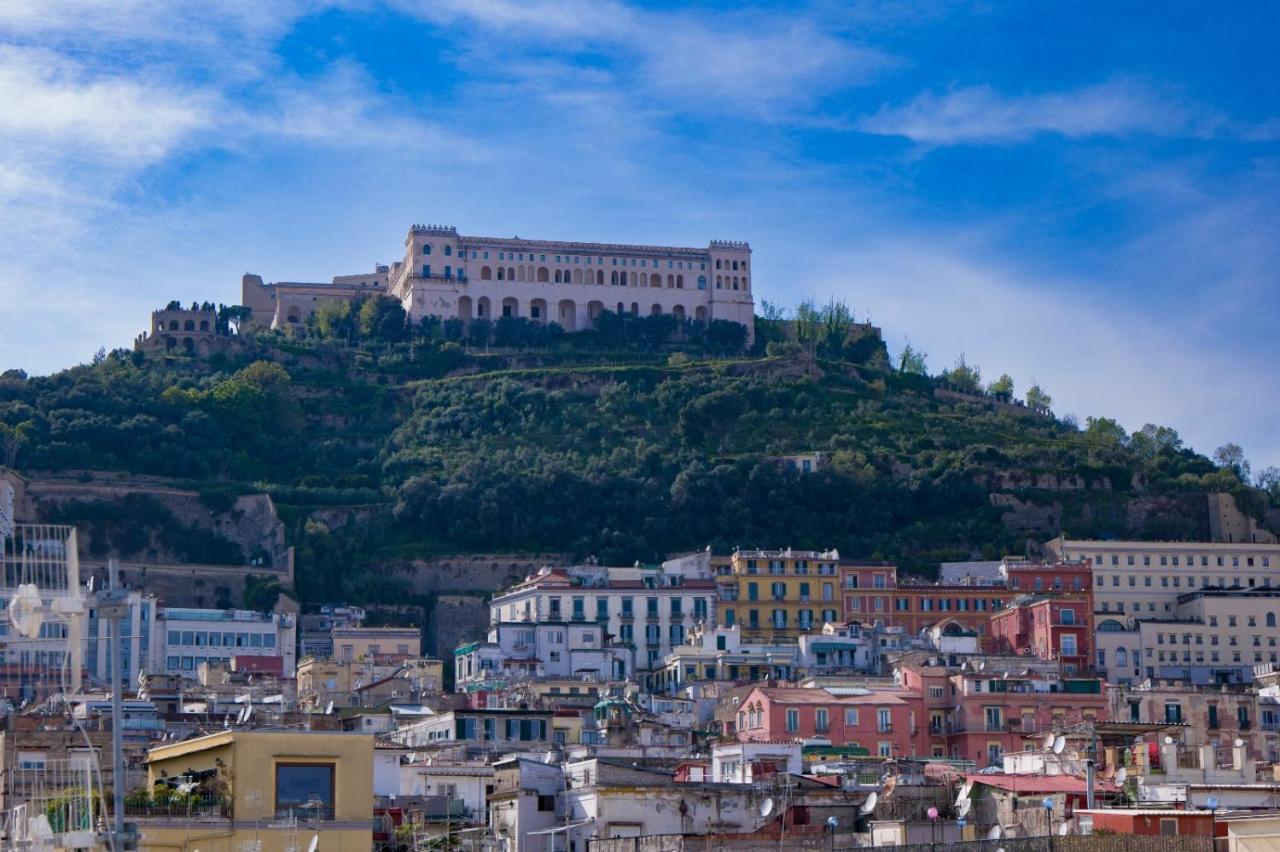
217 304 252 335
243 574 281 614
1214 443 1251 483
0 420 34 468
898 344 928 376
358 296 409 341
1025 382 1052 414
1084 417 1127 447
757 300 788 321
943 354 982 393
1129 424 1183 458
1257 466 1280 505
313 300 357 342
793 300 821 351
987 374 1014 402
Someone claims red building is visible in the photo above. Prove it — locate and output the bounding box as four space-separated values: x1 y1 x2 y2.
988 593 1094 673
840 559 1091 651
735 685 927 758
1077 809 1215 836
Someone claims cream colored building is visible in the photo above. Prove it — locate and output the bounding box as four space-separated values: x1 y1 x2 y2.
137 730 374 852
241 224 756 340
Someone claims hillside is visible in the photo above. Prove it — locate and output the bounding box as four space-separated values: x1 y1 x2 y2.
2 309 1275 611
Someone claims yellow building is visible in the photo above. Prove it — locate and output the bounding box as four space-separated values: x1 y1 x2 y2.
715 549 843 641
137 730 374 852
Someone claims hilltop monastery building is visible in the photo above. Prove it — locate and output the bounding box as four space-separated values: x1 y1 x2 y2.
241 224 756 338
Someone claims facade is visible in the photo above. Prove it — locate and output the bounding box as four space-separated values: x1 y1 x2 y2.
486 557 717 672
454 619 633 694
734 685 923 758
651 624 800 695
332 627 421 662
988 592 1094 672
389 225 755 337
134 307 231 355
139 730 374 852
388 708 554 750
1109 679 1267 759
241 268 389 330
299 604 367 659
155 607 296 679
84 589 156 691
715 549 844 640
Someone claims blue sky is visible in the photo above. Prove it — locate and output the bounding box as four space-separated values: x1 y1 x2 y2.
1 1 1277 468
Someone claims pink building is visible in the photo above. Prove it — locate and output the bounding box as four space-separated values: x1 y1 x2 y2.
735 686 926 758
989 593 1094 673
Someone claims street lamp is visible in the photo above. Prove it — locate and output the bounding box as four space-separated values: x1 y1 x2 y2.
927 806 940 849
1043 796 1055 839
827 815 838 852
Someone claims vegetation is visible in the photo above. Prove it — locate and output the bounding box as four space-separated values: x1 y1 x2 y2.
1 299 1273 604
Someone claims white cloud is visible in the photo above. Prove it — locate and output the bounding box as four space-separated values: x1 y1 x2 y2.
394 0 889 113
857 81 1198 144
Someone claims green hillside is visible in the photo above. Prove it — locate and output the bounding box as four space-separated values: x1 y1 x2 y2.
2 303 1273 605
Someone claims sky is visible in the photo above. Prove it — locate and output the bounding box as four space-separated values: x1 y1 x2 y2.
0 0 1277 469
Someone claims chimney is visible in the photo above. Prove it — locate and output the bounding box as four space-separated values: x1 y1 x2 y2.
1162 741 1178 772
1199 744 1216 771
1233 742 1249 772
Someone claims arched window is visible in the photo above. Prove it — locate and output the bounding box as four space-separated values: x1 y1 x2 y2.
481 266 493 280
423 244 432 255
444 245 452 256
715 259 722 269
596 270 604 285
496 267 504 280
697 275 707 290
732 260 739 270
168 320 179 330
1269 613 1277 628
537 267 550 283
183 320 195 331
715 276 722 289
199 320 210 331
676 274 684 289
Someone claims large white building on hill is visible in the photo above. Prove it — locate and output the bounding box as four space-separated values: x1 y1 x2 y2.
241 224 756 339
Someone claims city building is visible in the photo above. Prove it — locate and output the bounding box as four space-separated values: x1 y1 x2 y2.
332 627 421 662
134 306 232 355
388 708 555 751
1110 679 1264 758
299 604 367 659
84 589 156 691
155 607 296 679
137 730 375 852
734 685 923 758
454 618 633 695
486 556 717 672
715 549 844 640
650 624 800 695
241 225 757 340
387 225 755 336
988 591 1094 672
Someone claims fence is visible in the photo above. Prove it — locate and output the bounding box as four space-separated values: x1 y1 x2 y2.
589 833 1217 852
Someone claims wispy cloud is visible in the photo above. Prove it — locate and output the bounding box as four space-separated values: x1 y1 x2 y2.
396 0 890 114
858 81 1204 144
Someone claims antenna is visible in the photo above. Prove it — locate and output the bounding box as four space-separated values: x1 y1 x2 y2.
1053 736 1066 754
1234 738 1245 748
1164 736 1174 745
860 792 878 814
1042 733 1056 752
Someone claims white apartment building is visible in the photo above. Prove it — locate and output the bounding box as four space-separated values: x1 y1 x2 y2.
155 607 296 678
653 624 800 694
1048 538 1280 682
454 620 634 693
486 555 717 673
1125 588 1280 686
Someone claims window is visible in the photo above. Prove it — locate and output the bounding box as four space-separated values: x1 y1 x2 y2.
877 708 891 732
786 709 799 732
845 708 859 726
815 708 829 732
1061 635 1077 656
275 763 334 819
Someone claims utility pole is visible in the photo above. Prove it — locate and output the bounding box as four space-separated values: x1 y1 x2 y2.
96 560 138 852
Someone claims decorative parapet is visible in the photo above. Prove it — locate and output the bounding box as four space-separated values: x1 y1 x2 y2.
410 224 459 236
709 239 751 251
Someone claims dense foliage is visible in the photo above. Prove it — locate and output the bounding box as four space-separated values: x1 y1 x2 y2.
1 308 1274 602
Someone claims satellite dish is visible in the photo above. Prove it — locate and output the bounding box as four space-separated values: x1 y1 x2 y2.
760 797 775 818
957 799 972 819
1164 736 1174 745
1043 733 1056 752
1206 796 1220 811
1234 738 1245 748
1115 767 1127 785
827 816 839 829
8 584 45 639
1135 776 1145 786
860 792 878 814
987 825 1003 840
1059 823 1072 835
1053 736 1066 754
325 700 335 715
307 835 319 852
